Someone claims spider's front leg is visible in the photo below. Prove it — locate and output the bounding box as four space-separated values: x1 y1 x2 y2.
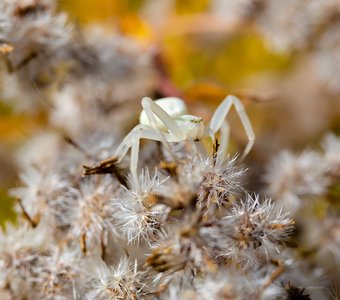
141 97 186 160
84 125 161 190
125 127 166 192
208 95 255 158
83 124 147 186
82 126 141 175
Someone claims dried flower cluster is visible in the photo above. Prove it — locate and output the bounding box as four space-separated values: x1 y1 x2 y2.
266 134 340 280
0 1 339 300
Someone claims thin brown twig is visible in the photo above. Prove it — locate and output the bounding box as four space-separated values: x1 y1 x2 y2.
83 157 128 188
63 135 96 161
17 198 38 228
255 261 285 300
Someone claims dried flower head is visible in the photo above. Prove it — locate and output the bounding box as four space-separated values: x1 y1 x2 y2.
202 194 294 266
313 19 340 93
112 170 168 244
265 150 329 213
84 257 146 300
32 246 81 299
195 152 245 215
0 0 72 89
10 164 68 226
146 218 216 287
282 282 311 300
160 152 245 216
57 175 119 254
302 214 340 270
321 133 340 178
163 268 284 300
0 223 51 299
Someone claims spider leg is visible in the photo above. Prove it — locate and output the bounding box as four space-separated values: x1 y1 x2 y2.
128 128 165 192
141 97 186 160
83 125 147 176
115 124 174 191
115 124 146 162
85 124 169 188
219 120 230 155
209 95 254 158
115 123 172 164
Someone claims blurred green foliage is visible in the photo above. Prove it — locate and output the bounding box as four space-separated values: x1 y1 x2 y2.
0 101 14 117
0 101 45 225
175 0 211 14
59 0 146 23
0 190 16 227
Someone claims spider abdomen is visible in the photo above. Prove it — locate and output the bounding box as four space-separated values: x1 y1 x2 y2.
139 97 188 130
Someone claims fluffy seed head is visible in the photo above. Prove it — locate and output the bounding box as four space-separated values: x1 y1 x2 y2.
85 257 145 300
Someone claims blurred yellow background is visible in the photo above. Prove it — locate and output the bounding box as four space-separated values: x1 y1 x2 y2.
60 0 291 89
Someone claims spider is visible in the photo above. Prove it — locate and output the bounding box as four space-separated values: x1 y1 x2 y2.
84 95 254 192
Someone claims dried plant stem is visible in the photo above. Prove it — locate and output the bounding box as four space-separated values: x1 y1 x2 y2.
17 198 39 228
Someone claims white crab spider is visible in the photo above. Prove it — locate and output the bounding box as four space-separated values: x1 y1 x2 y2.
113 95 254 191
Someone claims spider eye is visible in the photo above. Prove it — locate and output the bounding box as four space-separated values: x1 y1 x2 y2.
179 115 203 123
190 117 203 124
